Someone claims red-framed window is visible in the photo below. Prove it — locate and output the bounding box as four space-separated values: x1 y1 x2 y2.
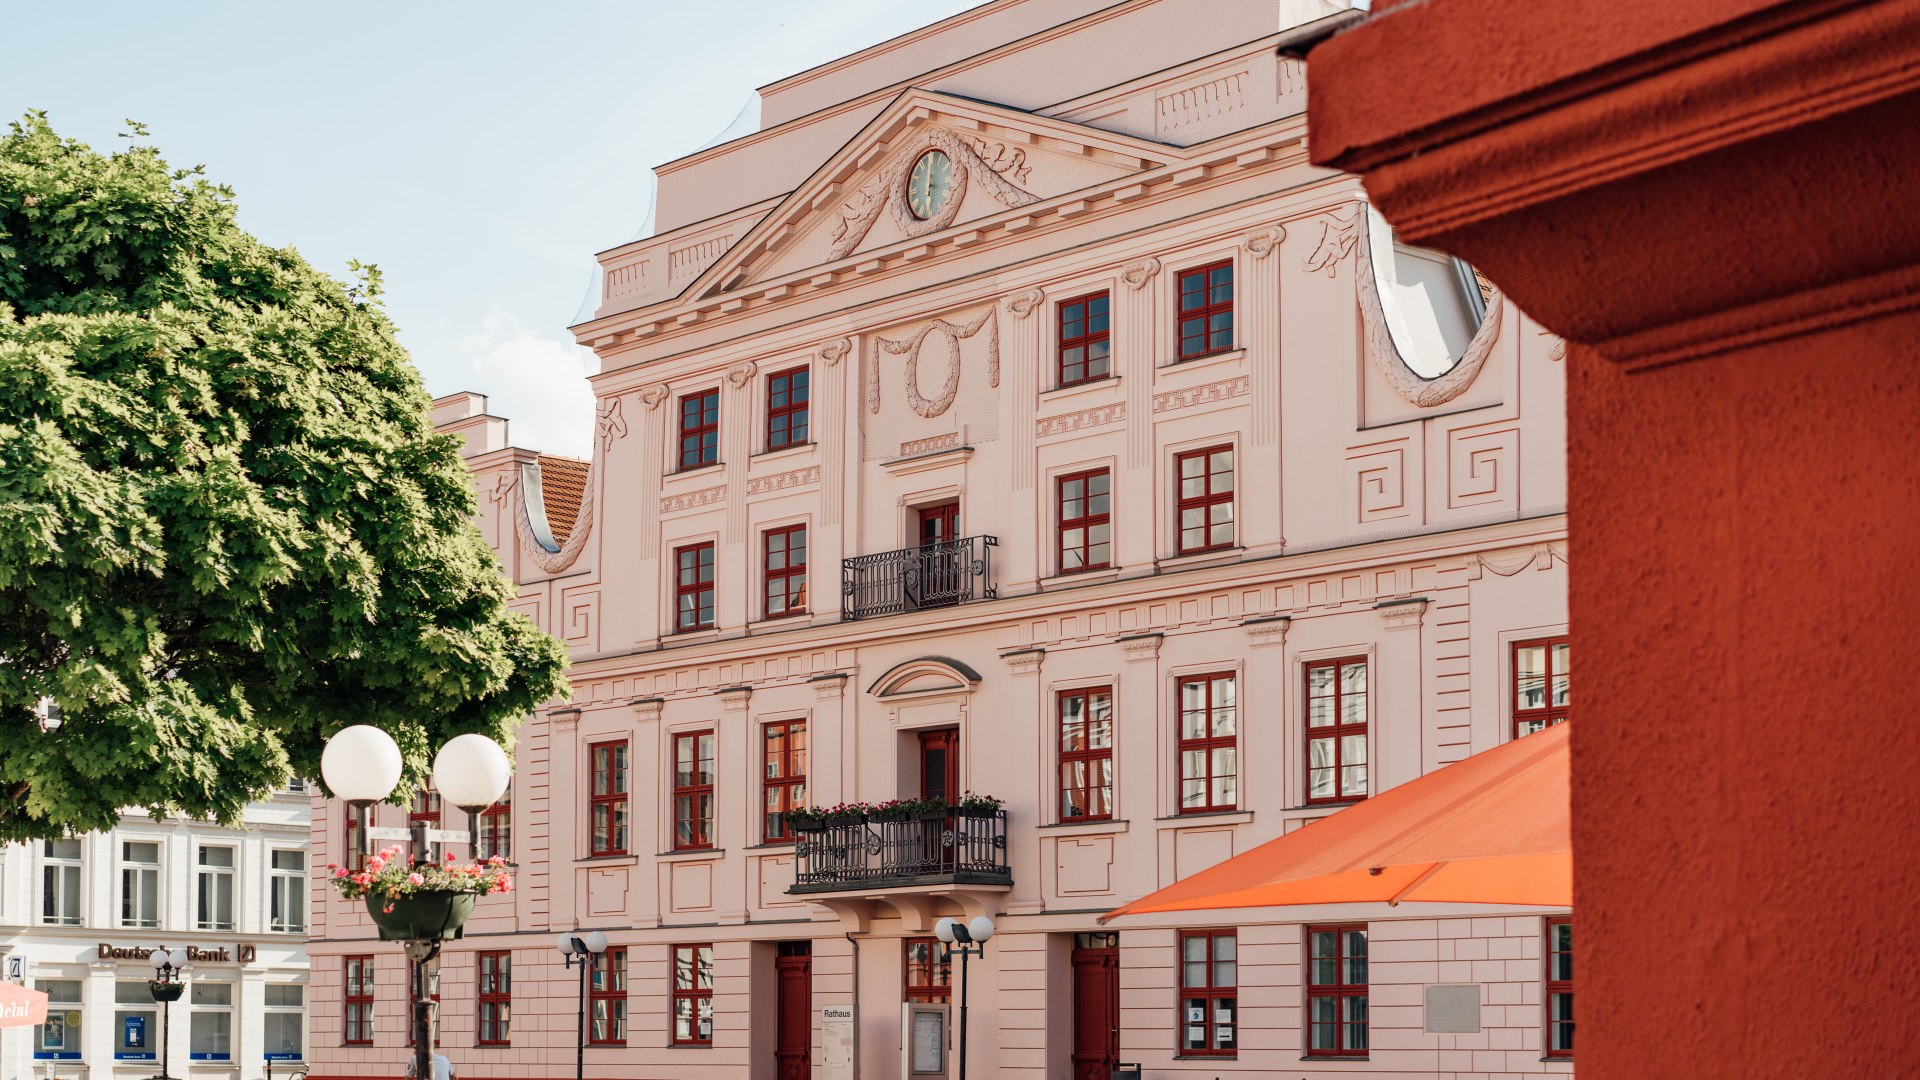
408 788 442 862
762 720 807 843
1057 290 1112 386
1307 925 1368 1057
763 525 808 620
1057 468 1112 574
674 542 715 632
343 955 374 1045
670 944 715 1046
588 740 629 856
673 730 716 851
343 813 364 871
477 789 511 862
408 971 441 1047
1177 673 1238 814
904 938 952 1003
476 951 511 1046
1059 686 1114 822
1546 917 1574 1058
1178 929 1237 1056
1176 259 1234 360
1514 636 1571 738
588 947 627 1045
1174 446 1235 554
1306 657 1369 804
765 366 810 451
678 389 719 470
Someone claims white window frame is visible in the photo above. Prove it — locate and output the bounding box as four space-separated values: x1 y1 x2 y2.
120 838 162 929
262 983 306 1062
268 848 306 933
196 844 236 931
41 839 82 926
33 978 83 1058
114 980 160 1061
189 981 234 1062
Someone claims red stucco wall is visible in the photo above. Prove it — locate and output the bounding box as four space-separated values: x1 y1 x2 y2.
1306 0 1920 1074
1569 323 1920 1075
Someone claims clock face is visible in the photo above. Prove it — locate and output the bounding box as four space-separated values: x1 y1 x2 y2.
906 150 955 221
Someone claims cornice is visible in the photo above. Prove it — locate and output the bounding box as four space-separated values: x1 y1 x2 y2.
1308 0 1920 367
558 512 1568 680
577 117 1316 360
663 0 1205 178
587 169 1359 398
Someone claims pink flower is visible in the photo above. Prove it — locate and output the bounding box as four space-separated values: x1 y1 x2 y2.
353 874 371 886
333 867 349 879
445 851 456 861
382 904 395 914
487 855 505 866
407 872 425 886
367 856 386 872
499 874 514 894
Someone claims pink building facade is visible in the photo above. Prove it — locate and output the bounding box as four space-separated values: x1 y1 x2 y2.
308 2 1573 1078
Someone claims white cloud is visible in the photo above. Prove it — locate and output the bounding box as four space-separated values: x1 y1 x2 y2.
451 312 597 458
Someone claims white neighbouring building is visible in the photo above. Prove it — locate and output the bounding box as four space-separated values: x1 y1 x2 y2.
0 787 312 1080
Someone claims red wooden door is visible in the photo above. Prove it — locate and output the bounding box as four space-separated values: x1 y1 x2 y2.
776 943 811 1080
1071 935 1120 1080
915 502 963 607
919 728 960 802
917 501 959 546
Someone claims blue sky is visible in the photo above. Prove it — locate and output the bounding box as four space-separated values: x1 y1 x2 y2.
3 1 982 455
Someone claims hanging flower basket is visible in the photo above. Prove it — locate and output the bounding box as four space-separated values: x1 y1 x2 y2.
147 980 184 1003
365 890 475 942
330 845 512 941
790 818 828 834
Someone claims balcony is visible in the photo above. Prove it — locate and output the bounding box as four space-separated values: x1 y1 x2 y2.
841 535 998 621
790 808 1011 894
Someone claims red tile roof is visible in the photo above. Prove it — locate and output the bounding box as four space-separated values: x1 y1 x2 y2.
536 455 590 546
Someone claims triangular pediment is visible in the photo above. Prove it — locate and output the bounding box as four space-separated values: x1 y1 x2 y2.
690 90 1180 298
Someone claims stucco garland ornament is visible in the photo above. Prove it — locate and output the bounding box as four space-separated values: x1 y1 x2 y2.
829 126 1041 259
1354 205 1505 408
1122 257 1161 290
515 456 597 574
596 396 628 451
871 306 1000 418
818 337 852 366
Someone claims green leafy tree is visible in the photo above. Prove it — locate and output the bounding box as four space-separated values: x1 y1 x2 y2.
0 113 569 841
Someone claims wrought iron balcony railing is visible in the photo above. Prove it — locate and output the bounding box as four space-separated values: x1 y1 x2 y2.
841 535 998 621
789 808 1011 893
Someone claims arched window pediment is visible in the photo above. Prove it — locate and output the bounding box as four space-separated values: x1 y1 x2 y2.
867 656 982 700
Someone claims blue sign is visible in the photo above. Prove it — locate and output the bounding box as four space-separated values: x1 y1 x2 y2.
123 1014 146 1047
33 1053 83 1061
192 1052 233 1061
265 1052 303 1062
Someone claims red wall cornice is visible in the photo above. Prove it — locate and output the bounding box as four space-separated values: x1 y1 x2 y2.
1310 0 1920 367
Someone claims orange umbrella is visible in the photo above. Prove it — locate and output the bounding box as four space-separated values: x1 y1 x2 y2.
0 981 49 1029
1104 721 1570 921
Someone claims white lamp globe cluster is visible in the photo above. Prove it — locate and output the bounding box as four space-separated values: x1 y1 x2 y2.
934 915 996 945
319 724 509 810
148 947 189 972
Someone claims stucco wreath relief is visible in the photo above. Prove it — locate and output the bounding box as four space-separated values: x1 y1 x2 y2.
1305 206 1505 408
870 306 1001 418
830 125 1040 259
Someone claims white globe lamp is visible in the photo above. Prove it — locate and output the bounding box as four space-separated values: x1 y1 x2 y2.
320 725 403 806
432 733 511 814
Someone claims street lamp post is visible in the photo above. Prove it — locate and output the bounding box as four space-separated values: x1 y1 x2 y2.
935 916 995 1080
556 931 609 1080
321 726 511 1080
145 947 188 1080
